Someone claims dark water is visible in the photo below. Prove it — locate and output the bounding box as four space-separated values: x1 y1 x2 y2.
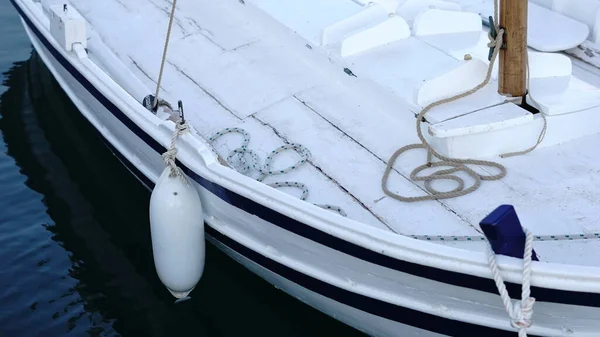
0 3 365 336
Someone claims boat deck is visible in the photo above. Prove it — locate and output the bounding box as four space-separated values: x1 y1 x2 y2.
55 0 600 267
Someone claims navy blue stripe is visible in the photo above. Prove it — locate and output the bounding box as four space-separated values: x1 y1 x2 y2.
102 139 154 189
205 227 543 337
101 148 526 336
12 0 600 309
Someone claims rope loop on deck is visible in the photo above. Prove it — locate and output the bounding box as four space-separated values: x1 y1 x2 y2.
208 128 347 217
381 0 541 334
381 26 507 202
382 0 547 203
148 2 538 334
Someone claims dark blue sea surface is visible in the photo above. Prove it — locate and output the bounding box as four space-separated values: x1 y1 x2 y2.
0 2 365 336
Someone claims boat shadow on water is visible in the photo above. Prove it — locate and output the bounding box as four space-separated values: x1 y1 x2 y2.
0 51 366 337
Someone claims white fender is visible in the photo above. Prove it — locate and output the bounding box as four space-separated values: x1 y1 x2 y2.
149 167 205 299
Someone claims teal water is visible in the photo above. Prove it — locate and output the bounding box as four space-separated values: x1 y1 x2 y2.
0 2 365 336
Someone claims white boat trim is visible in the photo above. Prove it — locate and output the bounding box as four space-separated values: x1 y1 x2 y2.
11 0 600 335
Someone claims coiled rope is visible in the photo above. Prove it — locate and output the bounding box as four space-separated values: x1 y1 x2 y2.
381 3 546 203
149 0 344 216
208 128 347 216
150 0 537 333
381 32 507 202
380 1 541 334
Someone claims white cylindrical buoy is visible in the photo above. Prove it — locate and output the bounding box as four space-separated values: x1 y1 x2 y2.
149 167 205 299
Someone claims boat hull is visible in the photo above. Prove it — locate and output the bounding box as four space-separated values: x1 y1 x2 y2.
12 0 600 336
18 13 437 337
20 25 433 336
207 235 441 337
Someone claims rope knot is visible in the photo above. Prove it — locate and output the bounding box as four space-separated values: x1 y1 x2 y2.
487 27 505 48
511 297 535 329
161 120 190 183
485 228 535 337
176 121 189 134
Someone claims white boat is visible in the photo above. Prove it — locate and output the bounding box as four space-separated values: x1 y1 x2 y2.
11 0 600 335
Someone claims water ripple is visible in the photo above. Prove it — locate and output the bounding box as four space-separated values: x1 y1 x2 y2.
0 3 366 336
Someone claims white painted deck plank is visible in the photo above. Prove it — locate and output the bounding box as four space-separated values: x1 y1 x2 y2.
341 16 411 58
254 97 478 237
492 137 600 234
72 0 414 235
452 0 590 52
529 76 600 115
397 0 463 26
412 8 481 36
417 31 496 73
432 136 600 237
74 0 331 118
294 85 512 234
393 131 600 238
73 0 244 136
71 0 389 230
296 82 600 240
68 0 600 263
344 37 459 109
343 36 505 123
295 84 420 160
419 31 574 81
246 0 363 46
175 38 327 118
155 0 268 51
207 117 390 230
429 103 533 138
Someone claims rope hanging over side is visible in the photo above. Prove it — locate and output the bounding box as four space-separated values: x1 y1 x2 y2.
486 228 535 337
150 0 191 184
163 120 190 184
380 1 539 335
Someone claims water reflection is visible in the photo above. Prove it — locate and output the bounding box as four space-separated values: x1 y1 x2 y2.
0 51 364 336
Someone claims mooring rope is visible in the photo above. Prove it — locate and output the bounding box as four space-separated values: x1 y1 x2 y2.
381 29 507 202
147 1 539 333
153 0 178 111
486 229 535 337
162 120 190 184
380 1 540 334
148 0 190 184
381 2 546 202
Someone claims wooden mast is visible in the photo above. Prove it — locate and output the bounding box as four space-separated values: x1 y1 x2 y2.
498 0 528 97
